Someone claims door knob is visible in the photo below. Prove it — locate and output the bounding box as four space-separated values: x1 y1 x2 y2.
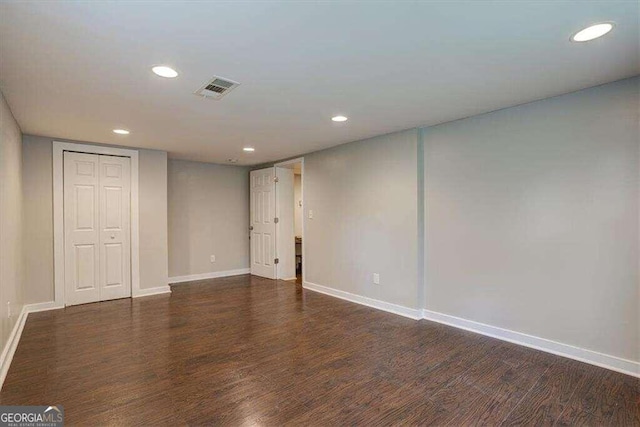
249 226 254 231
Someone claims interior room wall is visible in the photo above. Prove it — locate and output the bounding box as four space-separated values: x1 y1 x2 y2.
138 149 169 290
21 134 169 302
0 90 24 353
303 129 420 309
167 159 250 279
21 136 52 303
423 77 639 363
294 174 302 237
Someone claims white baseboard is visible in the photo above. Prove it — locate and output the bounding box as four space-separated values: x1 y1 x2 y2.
303 281 421 320
133 286 172 298
2 283 634 396
0 301 65 389
301 280 639 378
422 309 640 378
0 306 28 390
25 301 64 313
169 268 251 284
281 276 297 281
0 290 169 390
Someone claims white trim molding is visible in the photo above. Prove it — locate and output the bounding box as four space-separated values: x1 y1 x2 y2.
169 268 251 284
133 286 172 298
421 309 640 378
303 281 422 320
0 307 29 390
301 279 639 378
0 302 65 390
25 301 64 313
0 291 169 390
53 141 140 307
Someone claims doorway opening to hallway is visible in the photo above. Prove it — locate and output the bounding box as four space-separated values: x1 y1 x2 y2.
249 158 304 285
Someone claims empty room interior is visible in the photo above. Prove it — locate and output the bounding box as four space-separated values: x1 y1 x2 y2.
0 1 638 425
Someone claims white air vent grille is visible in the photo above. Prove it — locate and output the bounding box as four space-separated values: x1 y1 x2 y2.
195 76 240 100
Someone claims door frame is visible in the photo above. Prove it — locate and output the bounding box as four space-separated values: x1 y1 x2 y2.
53 141 140 306
274 157 305 285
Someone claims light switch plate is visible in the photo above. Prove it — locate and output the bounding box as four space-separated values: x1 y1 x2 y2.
210 255 216 263
308 210 313 219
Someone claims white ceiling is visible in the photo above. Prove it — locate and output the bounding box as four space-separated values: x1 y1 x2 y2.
0 1 638 165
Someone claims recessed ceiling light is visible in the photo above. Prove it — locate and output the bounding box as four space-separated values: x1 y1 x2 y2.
113 129 130 135
331 115 348 122
152 65 179 78
243 147 255 152
571 23 614 42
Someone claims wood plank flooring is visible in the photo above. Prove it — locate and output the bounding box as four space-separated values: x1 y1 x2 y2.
1 274 637 426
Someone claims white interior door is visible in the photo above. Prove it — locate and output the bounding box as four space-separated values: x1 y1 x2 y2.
99 155 131 301
250 168 277 279
64 152 101 305
64 152 131 305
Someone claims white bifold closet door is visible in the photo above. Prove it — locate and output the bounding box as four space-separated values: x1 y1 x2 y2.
64 152 131 306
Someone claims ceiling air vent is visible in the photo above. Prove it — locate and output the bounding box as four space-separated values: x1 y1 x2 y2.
195 76 240 100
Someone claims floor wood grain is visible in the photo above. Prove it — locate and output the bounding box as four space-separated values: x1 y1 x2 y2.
1 274 637 426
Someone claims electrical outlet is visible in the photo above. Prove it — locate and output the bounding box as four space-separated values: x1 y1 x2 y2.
210 255 216 263
308 210 314 219
373 273 380 285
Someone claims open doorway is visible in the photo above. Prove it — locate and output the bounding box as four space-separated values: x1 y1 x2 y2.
249 158 304 284
275 158 304 285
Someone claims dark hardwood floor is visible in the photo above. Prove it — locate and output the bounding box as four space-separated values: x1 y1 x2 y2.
1 275 637 426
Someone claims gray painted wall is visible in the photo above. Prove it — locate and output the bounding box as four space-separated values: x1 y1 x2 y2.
21 136 53 303
168 159 250 278
21 135 169 302
263 77 638 366
0 90 24 354
304 129 420 309
423 77 639 362
138 149 169 290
